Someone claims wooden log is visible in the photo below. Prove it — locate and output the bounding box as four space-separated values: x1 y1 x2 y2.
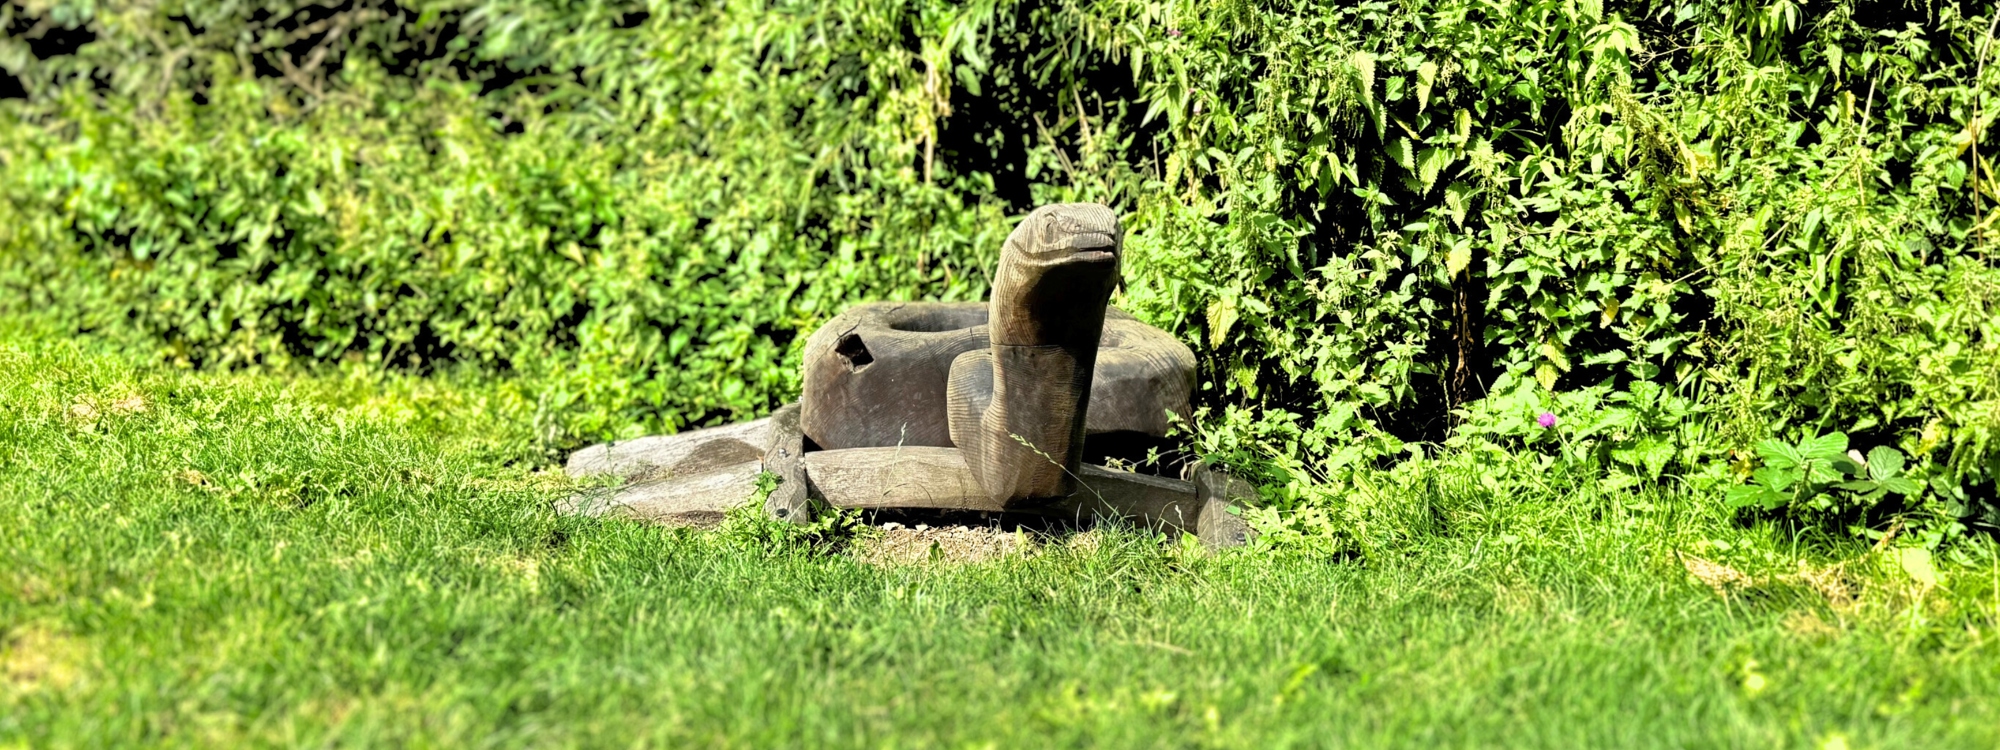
803 446 1244 545
1193 464 1259 548
1056 465 1203 535
557 459 763 527
803 447 999 511
565 417 771 482
558 441 1257 548
761 403 813 525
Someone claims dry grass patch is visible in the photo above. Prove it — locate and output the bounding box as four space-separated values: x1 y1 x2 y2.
1677 552 1753 598
1 625 87 695
1782 609 1842 639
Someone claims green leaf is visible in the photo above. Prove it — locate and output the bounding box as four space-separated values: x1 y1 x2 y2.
1804 460 1845 485
1865 446 1904 481
1725 485 1768 509
1753 466 1798 492
1446 242 1471 276
1897 548 1938 588
1205 295 1239 348
1878 477 1921 496
1418 148 1452 194
1798 432 1848 461
1393 138 1416 171
1611 435 1675 479
1416 60 1437 112
1755 439 1802 470
1352 51 1375 103
1444 181 1474 225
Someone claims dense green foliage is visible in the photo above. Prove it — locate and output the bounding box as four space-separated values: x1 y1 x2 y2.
4 332 1998 746
4 0 1998 543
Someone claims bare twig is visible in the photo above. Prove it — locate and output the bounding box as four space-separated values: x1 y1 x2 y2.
1073 87 1097 157
1032 113 1079 182
1869 518 1903 554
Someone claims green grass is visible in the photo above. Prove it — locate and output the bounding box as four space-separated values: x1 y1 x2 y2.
2 328 1997 748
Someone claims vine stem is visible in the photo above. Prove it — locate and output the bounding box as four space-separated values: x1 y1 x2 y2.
1973 12 2000 248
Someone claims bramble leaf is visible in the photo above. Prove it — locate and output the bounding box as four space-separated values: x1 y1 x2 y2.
1897 548 1938 588
1755 439 1802 470
1753 466 1798 492
1866 446 1904 481
1798 432 1848 461
1879 477 1921 496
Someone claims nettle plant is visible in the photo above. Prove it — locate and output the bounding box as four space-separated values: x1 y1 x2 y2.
1449 370 1705 490
1726 433 1922 516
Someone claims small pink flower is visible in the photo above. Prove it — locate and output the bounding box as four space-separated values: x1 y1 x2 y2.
1537 412 1558 428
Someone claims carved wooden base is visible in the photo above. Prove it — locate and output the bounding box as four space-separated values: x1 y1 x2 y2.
562 406 1256 548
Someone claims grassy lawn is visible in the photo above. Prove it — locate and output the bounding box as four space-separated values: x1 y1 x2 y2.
2 329 1997 748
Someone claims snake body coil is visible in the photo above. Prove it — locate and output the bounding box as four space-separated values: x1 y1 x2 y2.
799 203 1192 508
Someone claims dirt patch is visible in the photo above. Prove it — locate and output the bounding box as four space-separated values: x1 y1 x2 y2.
851 522 1028 566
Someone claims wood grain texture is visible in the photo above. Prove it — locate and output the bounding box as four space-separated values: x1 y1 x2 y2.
1087 314 1197 437
557 459 763 527
802 447 1237 543
947 344 1091 503
1193 464 1259 548
565 417 771 482
951 203 1122 507
799 303 1194 450
1056 465 1203 534
985 203 1122 348
799 302 989 450
761 403 813 525
803 447 998 511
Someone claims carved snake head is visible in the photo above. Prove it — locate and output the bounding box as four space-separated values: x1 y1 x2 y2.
990 203 1123 347
1005 203 1123 270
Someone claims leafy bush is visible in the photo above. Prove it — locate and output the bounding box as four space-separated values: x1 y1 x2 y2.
1728 432 1919 515
2 0 1015 445
3 0 1997 540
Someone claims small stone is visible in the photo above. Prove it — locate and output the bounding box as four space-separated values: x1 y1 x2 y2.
914 524 930 531
883 522 904 530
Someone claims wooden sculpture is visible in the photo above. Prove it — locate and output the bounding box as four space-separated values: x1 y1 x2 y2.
562 203 1256 548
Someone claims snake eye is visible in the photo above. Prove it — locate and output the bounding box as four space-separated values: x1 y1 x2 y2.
1039 216 1061 246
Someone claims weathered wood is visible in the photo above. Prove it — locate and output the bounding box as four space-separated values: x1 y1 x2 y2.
802 446 1231 542
799 302 989 450
950 203 1122 507
803 447 999 511
1057 465 1203 535
558 459 762 527
1192 464 1259 548
798 303 1195 451
565 417 771 482
761 403 813 525
1086 312 1197 438
948 344 1091 503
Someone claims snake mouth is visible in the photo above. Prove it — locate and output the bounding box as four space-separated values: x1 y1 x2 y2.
1059 232 1119 264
